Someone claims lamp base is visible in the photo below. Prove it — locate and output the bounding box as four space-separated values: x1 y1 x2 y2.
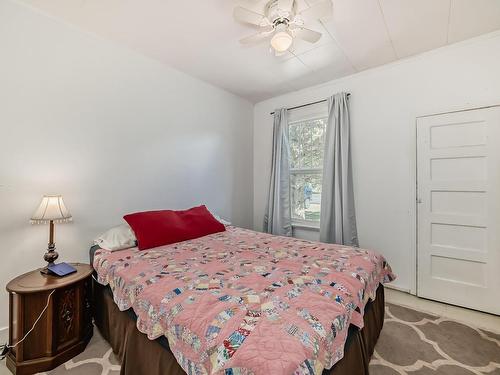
41 243 59 275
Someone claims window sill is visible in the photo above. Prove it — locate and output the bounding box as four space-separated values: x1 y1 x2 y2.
291 222 320 231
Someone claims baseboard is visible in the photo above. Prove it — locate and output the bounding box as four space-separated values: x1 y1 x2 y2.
0 326 8 344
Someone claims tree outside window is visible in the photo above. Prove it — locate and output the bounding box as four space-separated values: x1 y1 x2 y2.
289 116 327 225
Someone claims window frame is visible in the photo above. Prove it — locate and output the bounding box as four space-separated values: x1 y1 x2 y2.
288 109 328 229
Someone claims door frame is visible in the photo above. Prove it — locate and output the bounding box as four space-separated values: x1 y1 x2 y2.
413 102 500 297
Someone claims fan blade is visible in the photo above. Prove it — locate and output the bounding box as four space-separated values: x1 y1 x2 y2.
234 6 266 26
298 0 333 22
293 27 322 43
240 28 274 44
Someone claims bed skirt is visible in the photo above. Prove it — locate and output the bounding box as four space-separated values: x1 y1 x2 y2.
93 281 384 375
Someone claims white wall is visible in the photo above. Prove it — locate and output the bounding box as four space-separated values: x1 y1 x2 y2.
254 31 500 293
0 0 253 330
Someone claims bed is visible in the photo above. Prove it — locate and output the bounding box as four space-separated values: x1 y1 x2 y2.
91 226 394 375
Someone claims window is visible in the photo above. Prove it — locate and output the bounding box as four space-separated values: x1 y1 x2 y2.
288 103 328 227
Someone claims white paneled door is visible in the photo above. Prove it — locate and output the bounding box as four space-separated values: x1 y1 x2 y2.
417 106 500 315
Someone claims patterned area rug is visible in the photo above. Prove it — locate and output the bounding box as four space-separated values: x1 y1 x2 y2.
37 335 120 375
36 303 500 375
371 303 500 375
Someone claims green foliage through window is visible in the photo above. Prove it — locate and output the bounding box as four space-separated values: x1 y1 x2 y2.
289 117 327 223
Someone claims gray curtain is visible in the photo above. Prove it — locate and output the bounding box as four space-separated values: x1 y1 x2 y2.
263 108 292 236
320 93 358 246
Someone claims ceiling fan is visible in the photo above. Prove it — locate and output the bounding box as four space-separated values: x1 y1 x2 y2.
234 0 333 55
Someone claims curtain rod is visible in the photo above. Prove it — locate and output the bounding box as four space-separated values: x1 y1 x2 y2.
269 93 350 115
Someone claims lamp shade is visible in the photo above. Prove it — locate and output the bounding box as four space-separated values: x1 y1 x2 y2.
31 195 72 224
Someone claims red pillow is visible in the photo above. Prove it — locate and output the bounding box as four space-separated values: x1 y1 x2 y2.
123 205 226 250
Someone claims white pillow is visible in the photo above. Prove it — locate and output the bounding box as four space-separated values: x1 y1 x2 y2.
94 224 137 251
207 208 231 225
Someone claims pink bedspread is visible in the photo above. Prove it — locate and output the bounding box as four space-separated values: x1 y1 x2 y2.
94 226 395 375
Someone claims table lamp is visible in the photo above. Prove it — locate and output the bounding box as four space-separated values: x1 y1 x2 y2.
30 195 72 274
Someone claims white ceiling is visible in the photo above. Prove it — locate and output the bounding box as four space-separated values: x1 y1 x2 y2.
19 0 500 102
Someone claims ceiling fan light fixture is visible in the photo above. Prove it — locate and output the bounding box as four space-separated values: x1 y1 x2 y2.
271 30 293 53
235 0 329 56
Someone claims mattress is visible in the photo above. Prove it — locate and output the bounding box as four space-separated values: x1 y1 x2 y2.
92 226 394 375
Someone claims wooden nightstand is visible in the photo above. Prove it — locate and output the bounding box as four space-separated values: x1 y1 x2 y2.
5 263 93 375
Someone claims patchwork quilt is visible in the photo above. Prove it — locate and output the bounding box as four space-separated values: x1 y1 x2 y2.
93 226 395 375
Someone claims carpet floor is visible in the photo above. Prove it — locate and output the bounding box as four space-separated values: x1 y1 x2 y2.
36 303 500 375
